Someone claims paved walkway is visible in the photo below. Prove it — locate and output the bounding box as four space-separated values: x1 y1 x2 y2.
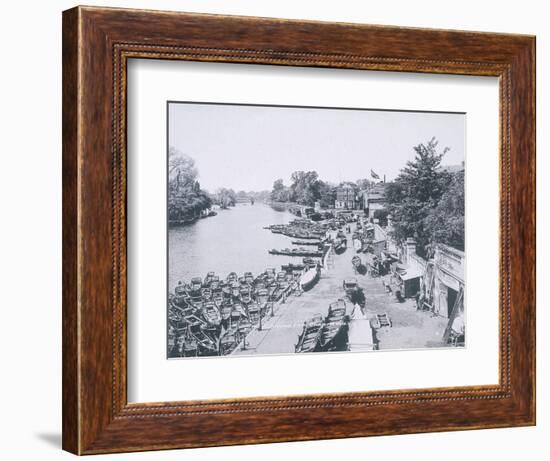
233 234 359 356
360 274 448 350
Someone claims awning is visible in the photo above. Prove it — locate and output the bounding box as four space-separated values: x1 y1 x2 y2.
394 265 423 281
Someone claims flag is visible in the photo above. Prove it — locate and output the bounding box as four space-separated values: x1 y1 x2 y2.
370 169 380 180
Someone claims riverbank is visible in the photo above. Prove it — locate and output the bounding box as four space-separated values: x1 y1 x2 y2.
168 203 296 290
233 226 448 356
169 206 450 358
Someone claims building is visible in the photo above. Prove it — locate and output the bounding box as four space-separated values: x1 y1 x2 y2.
363 183 387 220
429 244 465 319
396 239 465 320
334 183 359 210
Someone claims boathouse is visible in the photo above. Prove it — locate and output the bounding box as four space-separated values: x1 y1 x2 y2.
395 238 465 320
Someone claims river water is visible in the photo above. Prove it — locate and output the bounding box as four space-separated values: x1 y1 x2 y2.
168 203 298 291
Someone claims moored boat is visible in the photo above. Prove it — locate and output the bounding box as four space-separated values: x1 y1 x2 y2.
193 330 218 356
269 247 323 257
281 262 306 272
189 277 203 295
300 266 320 291
182 330 198 357
295 314 323 353
219 327 240 355
291 240 323 246
302 257 321 269
334 237 347 254
226 272 238 283
246 302 261 324
204 271 216 286
319 299 349 351
201 302 222 327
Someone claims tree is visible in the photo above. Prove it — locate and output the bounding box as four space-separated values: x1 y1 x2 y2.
318 180 336 208
424 170 465 252
168 147 212 223
356 178 373 190
270 178 293 203
215 188 237 208
373 209 389 227
169 147 198 190
386 137 453 258
290 171 321 206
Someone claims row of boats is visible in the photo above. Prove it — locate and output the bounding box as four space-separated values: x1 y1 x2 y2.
168 264 321 358
295 299 350 352
269 247 324 257
169 213 357 358
265 216 354 240
270 228 348 259
295 278 366 353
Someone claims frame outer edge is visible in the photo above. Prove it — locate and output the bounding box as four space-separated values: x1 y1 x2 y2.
62 6 81 455
513 36 536 424
63 6 536 454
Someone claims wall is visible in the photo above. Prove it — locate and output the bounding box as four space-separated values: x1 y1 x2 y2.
0 1 546 460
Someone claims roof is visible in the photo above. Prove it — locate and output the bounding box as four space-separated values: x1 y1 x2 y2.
394 265 423 281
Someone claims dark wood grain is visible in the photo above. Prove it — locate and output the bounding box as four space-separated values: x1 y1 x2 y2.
62 5 536 455
62 7 79 454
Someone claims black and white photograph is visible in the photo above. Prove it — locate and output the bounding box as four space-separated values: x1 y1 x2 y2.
167 102 466 359
1 0 542 458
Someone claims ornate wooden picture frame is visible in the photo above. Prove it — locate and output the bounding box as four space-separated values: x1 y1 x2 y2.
62 6 535 455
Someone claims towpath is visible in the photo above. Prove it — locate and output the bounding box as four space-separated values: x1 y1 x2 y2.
232 232 366 356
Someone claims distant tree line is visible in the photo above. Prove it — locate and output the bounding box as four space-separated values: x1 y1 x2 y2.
212 188 271 207
385 137 464 258
271 172 374 208
212 188 237 208
168 148 273 223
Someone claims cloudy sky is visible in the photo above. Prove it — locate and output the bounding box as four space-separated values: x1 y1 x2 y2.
168 102 465 192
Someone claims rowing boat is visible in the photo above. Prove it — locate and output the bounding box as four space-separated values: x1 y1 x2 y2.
300 266 320 291
269 248 323 257
319 299 349 351
295 314 323 353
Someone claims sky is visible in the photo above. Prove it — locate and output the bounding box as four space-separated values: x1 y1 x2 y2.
168 102 465 193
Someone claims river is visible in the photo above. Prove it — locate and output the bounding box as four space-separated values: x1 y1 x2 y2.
168 203 298 291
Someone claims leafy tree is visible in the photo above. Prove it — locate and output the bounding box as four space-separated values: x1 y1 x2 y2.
424 171 465 251
168 147 212 223
236 190 249 202
356 178 373 190
373 209 389 227
169 147 198 189
318 180 336 208
214 188 237 208
271 179 285 201
386 137 453 257
290 170 321 206
270 178 293 203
